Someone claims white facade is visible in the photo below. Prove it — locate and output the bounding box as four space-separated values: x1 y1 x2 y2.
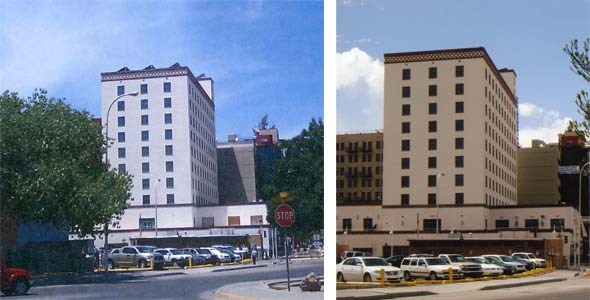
101 64 218 232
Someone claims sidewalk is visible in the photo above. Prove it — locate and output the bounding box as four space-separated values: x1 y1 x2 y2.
215 278 324 300
336 270 576 300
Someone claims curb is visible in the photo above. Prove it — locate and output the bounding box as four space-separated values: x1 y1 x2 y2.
211 264 268 272
479 277 567 290
337 291 437 300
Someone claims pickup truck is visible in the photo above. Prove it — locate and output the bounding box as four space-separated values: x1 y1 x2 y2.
438 254 483 278
108 246 165 269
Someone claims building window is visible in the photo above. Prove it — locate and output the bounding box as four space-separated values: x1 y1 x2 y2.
142 146 149 157
429 67 437 79
428 175 437 187
455 193 464 205
140 83 148 94
166 177 174 188
455 174 464 186
117 101 125 111
401 194 410 206
402 68 411 80
402 86 411 98
118 164 126 173
401 158 410 169
141 130 149 141
142 178 150 190
401 176 410 187
428 138 437 150
455 119 464 131
165 129 173 140
165 145 173 156
139 218 155 229
525 219 539 229
167 194 175 204
118 147 125 158
455 83 464 95
402 140 410 151
427 193 437 205
455 101 464 113
164 97 172 108
342 218 352 230
164 113 172 124
163 82 171 93
423 219 440 232
402 104 411 116
363 218 373 231
142 162 149 173
456 65 464 77
428 121 437 132
140 115 148 126
166 161 174 172
455 156 464 168
141 99 148 109
117 132 125 143
142 195 150 205
495 219 509 228
117 85 124 96
428 157 437 169
428 85 437 96
550 218 565 231
455 137 464 149
402 122 410 133
428 103 437 114
118 116 125 127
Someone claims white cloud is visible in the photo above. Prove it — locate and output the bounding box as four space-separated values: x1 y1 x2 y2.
336 48 383 132
518 102 572 147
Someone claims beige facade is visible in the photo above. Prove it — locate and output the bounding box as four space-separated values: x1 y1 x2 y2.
383 48 518 208
336 132 384 203
517 140 560 205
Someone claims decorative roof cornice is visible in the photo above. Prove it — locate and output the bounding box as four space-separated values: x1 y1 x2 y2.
384 47 517 105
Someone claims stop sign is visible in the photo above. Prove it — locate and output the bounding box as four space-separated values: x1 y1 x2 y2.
274 204 295 227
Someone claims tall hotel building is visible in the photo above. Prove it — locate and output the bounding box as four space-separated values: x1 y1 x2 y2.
101 63 218 232
383 48 518 207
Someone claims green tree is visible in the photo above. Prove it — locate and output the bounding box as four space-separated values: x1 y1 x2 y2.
262 118 323 241
0 90 132 237
564 38 590 138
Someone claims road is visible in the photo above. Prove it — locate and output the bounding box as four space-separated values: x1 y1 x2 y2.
21 260 323 300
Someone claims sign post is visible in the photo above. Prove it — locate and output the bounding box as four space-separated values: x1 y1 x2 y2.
274 201 295 291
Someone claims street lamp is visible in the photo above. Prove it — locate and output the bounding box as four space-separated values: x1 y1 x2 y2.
577 161 590 268
155 178 161 237
436 172 445 238
103 91 138 272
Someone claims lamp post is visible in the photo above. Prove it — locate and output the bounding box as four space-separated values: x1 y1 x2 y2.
155 178 161 237
389 229 394 257
436 172 445 238
103 91 138 272
577 161 590 268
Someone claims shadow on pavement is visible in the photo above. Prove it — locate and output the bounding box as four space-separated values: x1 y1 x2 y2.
32 270 186 287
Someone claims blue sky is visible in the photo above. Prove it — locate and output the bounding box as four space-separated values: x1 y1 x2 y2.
337 0 590 147
0 0 323 140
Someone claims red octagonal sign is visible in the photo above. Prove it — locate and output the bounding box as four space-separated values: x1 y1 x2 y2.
274 204 295 227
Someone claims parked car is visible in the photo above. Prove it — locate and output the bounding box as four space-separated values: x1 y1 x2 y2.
108 246 165 269
512 252 547 268
511 255 534 270
341 251 372 262
464 257 504 276
0 264 32 296
482 255 526 273
438 254 483 278
337 257 403 282
179 249 207 265
195 248 221 265
155 248 191 267
385 255 405 268
400 256 463 281
213 246 242 262
201 247 231 263
473 256 517 275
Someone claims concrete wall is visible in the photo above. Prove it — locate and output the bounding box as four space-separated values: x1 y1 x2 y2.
517 145 560 205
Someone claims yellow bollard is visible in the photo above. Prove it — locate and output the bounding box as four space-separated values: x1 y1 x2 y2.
189 257 192 269
448 267 453 283
380 269 385 287
151 258 154 271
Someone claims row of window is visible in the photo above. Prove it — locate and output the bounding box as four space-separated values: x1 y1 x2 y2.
117 161 174 174
401 101 464 116
402 84 464 98
117 114 173 127
337 191 382 202
336 141 383 152
400 173 464 188
401 120 464 134
117 82 171 96
117 98 172 111
402 66 464 80
341 218 565 232
141 193 175 205
337 177 383 189
336 152 382 164
138 177 175 190
401 138 464 151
